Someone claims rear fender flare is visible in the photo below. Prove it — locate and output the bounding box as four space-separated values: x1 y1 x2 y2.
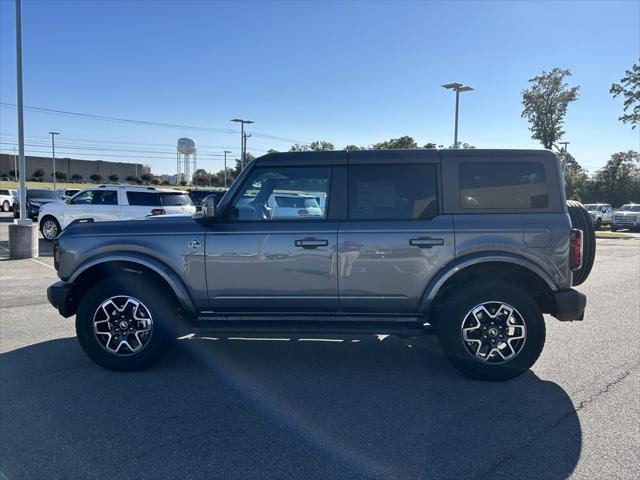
418 252 558 313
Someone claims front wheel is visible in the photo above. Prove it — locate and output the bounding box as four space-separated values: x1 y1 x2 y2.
76 274 177 371
595 218 602 230
40 216 61 240
2 200 9 212
436 281 545 381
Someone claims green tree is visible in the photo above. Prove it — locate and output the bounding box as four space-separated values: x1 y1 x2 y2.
289 141 334 152
108 174 120 183
521 68 580 149
424 143 438 149
71 173 83 182
9 169 16 179
89 173 102 183
449 142 476 149
192 169 210 186
266 149 279 154
610 60 640 128
140 173 153 184
32 168 45 180
344 144 362 151
125 175 136 183
151 178 161 185
591 151 640 207
372 135 418 149
54 171 67 180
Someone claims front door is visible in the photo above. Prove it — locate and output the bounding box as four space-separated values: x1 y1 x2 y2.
205 165 339 313
338 154 455 314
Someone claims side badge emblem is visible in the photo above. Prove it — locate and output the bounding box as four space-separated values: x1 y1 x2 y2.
189 239 201 250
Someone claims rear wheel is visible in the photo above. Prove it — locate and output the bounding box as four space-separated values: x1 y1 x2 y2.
76 274 177 371
567 200 595 286
40 216 61 240
436 281 545 381
595 218 602 230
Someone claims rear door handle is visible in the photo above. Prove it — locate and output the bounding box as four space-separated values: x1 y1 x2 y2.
409 237 444 248
295 238 329 249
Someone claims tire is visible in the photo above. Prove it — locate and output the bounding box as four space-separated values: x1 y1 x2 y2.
2 200 9 212
566 200 595 286
595 218 602 231
436 280 545 381
75 274 177 371
40 216 61 241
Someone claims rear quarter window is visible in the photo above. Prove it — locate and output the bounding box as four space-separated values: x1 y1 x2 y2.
160 193 193 207
459 161 548 209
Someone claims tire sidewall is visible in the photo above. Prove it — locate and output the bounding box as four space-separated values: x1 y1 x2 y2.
2 201 9 212
40 216 60 241
76 274 176 371
437 282 545 381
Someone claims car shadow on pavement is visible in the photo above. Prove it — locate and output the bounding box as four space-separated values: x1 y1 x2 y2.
0 237 53 257
0 334 581 479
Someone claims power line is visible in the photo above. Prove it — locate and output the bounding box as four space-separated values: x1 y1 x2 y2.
0 102 309 144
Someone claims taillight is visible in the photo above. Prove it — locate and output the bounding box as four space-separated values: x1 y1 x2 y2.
151 208 165 216
570 229 583 270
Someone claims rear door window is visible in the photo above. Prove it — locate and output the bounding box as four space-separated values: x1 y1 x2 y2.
459 161 548 209
348 164 438 220
126 192 160 206
92 190 118 205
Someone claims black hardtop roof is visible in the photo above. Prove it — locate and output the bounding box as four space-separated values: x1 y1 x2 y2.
254 148 556 166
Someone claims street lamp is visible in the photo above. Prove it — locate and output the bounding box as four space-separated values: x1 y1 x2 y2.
558 141 570 173
49 131 59 189
223 150 231 188
442 82 474 148
231 118 254 169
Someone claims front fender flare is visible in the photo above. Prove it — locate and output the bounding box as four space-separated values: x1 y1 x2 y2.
418 252 558 313
68 252 197 314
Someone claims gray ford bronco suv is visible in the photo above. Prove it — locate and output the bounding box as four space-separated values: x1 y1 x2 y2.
47 149 593 380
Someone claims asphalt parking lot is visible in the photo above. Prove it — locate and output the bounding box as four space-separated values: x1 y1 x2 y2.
0 212 638 480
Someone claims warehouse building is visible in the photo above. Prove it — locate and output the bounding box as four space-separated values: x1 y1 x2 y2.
0 153 151 181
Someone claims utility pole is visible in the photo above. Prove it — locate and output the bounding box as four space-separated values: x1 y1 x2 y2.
243 132 251 166
231 118 254 170
442 83 474 148
13 146 17 181
49 131 59 189
223 150 231 188
558 141 570 174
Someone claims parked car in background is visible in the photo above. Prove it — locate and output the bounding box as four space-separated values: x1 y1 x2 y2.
611 203 640 231
187 189 227 212
583 203 613 230
267 192 324 218
56 188 81 201
13 188 62 220
38 185 195 240
0 189 15 212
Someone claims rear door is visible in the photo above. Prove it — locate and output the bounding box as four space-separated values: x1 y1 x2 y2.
338 150 455 314
123 191 161 219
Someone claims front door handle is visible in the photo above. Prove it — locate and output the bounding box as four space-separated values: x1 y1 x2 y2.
295 238 329 249
409 237 444 248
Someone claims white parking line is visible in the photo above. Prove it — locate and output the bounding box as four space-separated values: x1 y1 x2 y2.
30 258 55 270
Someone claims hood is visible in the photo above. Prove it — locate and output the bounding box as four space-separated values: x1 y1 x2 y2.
615 211 639 216
60 214 205 239
28 198 62 206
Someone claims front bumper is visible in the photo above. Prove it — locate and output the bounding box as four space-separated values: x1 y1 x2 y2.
553 289 586 321
47 281 75 317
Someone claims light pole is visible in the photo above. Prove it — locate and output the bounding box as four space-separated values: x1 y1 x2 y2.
223 150 231 188
231 118 254 170
558 141 570 173
49 131 59 189
442 82 473 148
13 146 17 181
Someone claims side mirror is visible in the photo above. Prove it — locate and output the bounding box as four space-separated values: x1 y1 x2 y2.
202 195 218 219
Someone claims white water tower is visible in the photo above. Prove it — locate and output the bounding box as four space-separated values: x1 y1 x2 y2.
176 137 197 184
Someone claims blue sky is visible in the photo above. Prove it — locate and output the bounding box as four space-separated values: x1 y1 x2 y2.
0 0 638 175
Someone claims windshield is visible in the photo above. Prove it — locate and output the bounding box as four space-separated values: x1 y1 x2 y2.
27 189 59 200
583 204 597 210
619 205 640 212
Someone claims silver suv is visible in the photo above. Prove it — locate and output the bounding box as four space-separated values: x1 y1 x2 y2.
47 149 592 380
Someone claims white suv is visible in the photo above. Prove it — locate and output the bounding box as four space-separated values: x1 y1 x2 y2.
38 186 195 240
0 189 16 212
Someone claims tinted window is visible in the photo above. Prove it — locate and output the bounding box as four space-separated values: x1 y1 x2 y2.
230 167 330 221
71 190 94 204
126 192 160 206
28 189 59 200
92 190 118 205
459 161 548 209
348 164 438 220
0 190 9 195
160 192 192 207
